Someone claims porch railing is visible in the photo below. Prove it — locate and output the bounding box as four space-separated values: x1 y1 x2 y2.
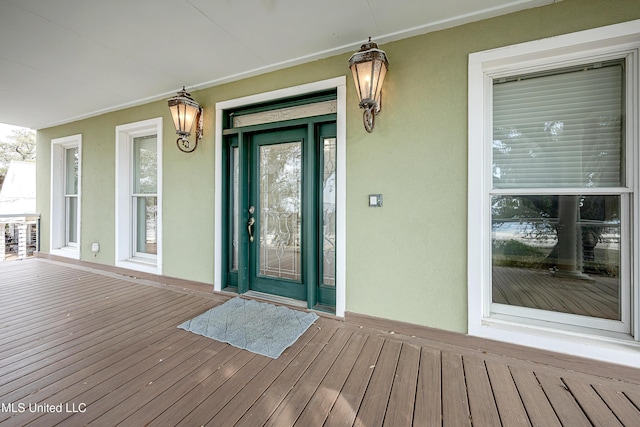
1 214 40 261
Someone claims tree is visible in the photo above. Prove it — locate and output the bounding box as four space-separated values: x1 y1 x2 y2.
0 128 36 187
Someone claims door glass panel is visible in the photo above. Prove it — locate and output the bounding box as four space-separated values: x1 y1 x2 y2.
322 137 336 286
231 146 239 270
491 194 621 320
259 141 301 281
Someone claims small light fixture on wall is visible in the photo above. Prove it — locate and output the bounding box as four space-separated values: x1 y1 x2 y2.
349 37 389 133
167 86 203 153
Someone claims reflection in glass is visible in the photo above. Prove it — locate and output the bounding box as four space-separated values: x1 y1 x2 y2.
66 196 77 244
322 138 336 286
133 136 157 194
492 195 621 320
231 147 239 271
64 147 79 245
259 142 301 281
65 147 79 195
136 196 157 255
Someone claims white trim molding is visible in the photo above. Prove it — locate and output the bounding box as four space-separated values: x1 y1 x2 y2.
114 117 163 275
214 76 347 317
50 134 82 259
468 20 640 367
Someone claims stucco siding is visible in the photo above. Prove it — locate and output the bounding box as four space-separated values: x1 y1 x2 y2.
36 0 640 333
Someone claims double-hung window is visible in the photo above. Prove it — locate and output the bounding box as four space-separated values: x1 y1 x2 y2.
115 118 162 274
468 20 640 366
132 135 158 258
64 146 80 247
51 134 81 259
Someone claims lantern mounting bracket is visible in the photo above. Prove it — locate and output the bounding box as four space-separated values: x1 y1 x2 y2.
363 106 375 133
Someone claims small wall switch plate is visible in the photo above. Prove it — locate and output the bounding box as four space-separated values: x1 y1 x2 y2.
91 242 100 253
369 194 382 207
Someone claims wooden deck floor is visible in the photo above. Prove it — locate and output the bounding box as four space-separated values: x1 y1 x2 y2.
1 260 640 426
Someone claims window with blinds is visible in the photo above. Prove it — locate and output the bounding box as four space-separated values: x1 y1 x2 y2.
489 58 629 329
492 60 624 189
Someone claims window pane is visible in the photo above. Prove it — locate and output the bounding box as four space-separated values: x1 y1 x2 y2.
492 194 621 320
322 137 336 286
493 62 623 188
136 196 157 255
133 136 157 194
66 196 77 245
65 147 78 195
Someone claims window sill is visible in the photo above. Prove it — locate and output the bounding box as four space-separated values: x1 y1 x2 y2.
470 317 640 369
116 258 160 275
50 247 80 260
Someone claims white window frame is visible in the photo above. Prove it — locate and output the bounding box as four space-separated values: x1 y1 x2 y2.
214 77 347 317
50 134 81 259
468 20 640 367
115 118 163 274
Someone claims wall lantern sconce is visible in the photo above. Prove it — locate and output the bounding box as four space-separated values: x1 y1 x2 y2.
349 37 389 133
167 86 203 153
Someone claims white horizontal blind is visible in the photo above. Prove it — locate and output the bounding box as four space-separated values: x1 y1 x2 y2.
492 62 623 189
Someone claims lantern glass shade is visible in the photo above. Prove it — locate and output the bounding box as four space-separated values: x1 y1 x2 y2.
167 88 201 138
349 43 388 113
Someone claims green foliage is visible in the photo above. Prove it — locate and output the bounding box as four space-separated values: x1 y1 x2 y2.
493 239 545 268
0 128 36 179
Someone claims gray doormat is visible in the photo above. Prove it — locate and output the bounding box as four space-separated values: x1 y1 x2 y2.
178 297 319 359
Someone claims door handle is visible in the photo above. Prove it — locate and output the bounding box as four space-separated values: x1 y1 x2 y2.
247 217 255 242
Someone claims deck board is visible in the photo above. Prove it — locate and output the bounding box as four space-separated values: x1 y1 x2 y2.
562 377 624 427
148 348 258 426
535 372 592 426
485 360 531 426
323 335 384 427
293 333 367 426
233 323 336 426
0 259 639 426
263 328 352 426
593 384 640 427
413 347 442 426
464 356 502 427
210 322 335 427
353 339 402 427
510 366 562 427
441 351 472 427
383 343 420 427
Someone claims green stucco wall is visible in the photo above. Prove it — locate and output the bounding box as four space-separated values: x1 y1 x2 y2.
36 0 640 333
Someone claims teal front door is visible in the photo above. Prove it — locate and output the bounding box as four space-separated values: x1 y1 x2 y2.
249 127 306 300
222 118 336 311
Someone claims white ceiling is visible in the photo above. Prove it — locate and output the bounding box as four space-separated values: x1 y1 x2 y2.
0 0 554 130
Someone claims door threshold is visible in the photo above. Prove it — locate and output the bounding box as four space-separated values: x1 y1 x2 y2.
243 291 307 309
